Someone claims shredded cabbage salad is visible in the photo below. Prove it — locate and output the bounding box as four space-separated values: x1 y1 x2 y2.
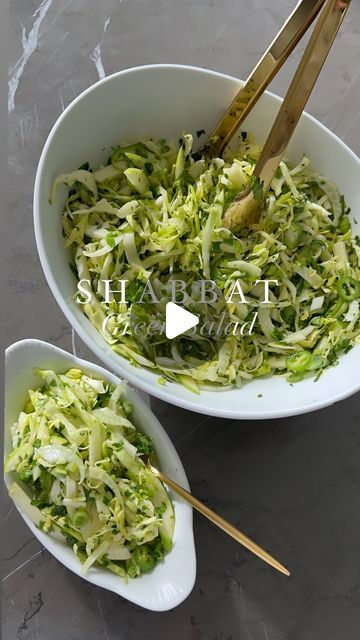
56 133 360 391
5 368 174 579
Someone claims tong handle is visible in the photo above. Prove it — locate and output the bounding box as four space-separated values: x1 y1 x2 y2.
254 0 351 191
205 0 325 157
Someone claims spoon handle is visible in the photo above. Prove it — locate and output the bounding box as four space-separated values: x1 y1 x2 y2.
205 0 325 158
155 468 290 576
253 0 351 192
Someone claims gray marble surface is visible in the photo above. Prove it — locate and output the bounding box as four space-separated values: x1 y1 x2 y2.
4 1 360 638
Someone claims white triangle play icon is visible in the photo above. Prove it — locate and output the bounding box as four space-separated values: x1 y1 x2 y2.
165 302 199 339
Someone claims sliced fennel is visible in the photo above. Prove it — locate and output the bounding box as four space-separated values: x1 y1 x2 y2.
6 368 174 579
57 133 360 389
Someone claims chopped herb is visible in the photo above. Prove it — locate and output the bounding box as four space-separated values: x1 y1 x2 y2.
144 162 154 175
340 194 351 216
271 328 284 341
51 505 67 517
155 501 167 517
78 162 90 171
65 534 78 547
244 153 256 166
133 433 153 455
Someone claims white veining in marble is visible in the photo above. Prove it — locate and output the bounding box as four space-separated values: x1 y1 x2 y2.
2 549 45 584
8 0 54 113
90 17 111 81
96 592 111 640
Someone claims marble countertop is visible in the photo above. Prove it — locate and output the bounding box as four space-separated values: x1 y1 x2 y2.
4 1 360 638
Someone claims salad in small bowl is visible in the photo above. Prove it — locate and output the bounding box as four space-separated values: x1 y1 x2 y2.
4 339 196 611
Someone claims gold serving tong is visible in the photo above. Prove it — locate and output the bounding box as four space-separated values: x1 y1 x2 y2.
202 0 351 230
143 455 290 576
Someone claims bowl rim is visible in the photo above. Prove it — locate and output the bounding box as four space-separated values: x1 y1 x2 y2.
4 337 196 611
33 63 360 420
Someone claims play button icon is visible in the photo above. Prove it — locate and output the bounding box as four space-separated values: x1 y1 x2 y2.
165 302 199 339
129 272 230 371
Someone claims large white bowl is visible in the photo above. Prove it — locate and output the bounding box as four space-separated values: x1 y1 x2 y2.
34 64 360 419
4 339 196 611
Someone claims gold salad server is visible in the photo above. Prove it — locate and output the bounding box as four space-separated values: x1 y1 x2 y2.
200 0 352 230
144 456 290 576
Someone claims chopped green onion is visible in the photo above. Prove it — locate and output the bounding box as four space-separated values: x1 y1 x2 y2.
338 215 350 235
72 508 90 528
337 276 360 302
281 306 296 328
132 544 156 572
284 222 303 250
309 239 324 258
19 467 33 484
286 351 312 373
125 558 139 578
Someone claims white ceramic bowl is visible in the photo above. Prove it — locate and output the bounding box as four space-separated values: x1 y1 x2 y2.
4 339 196 611
34 64 360 419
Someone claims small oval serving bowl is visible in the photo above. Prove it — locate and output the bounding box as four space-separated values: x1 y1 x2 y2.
4 339 196 611
34 64 360 419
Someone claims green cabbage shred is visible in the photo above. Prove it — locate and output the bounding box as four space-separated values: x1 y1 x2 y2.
57 134 360 390
5 368 174 579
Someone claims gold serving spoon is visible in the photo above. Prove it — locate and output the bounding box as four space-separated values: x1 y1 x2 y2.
202 0 351 231
143 455 290 576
